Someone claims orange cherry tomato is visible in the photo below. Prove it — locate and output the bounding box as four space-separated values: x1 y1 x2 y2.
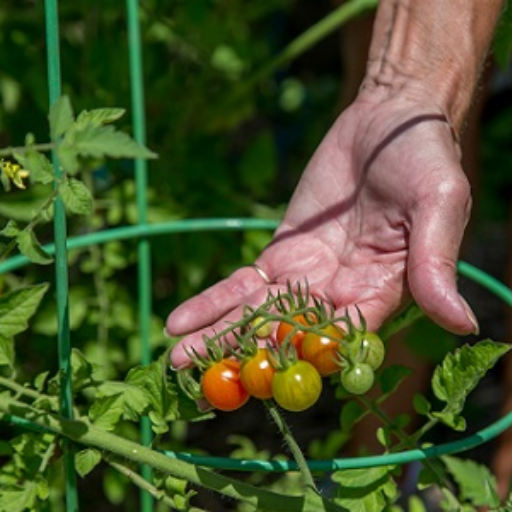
240 348 276 399
301 324 345 376
276 314 311 358
201 359 249 412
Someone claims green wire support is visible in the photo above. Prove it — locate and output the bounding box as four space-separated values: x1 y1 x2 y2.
126 1 153 510
44 0 78 510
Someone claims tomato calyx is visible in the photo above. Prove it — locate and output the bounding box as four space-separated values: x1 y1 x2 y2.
339 306 386 371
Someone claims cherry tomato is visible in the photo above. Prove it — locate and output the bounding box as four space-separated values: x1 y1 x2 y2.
276 314 311 358
301 324 345 376
250 316 273 339
358 332 385 370
201 359 250 411
240 348 276 399
272 360 322 412
341 363 374 395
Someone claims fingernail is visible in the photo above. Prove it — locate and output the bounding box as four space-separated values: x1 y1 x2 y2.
163 327 172 339
460 295 479 335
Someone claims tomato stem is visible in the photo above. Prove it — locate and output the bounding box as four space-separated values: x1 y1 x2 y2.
264 400 319 493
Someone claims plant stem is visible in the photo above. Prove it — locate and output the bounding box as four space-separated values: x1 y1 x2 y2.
106 456 179 509
0 395 342 511
0 142 55 157
0 375 48 401
264 400 318 493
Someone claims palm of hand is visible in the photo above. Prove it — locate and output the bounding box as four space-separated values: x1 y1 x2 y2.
167 94 476 368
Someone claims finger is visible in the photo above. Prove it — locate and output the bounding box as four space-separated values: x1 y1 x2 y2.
166 265 271 336
407 178 478 335
169 291 278 369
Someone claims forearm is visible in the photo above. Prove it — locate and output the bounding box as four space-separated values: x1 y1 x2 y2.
361 0 504 135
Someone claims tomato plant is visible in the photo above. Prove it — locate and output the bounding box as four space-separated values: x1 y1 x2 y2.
341 362 375 395
301 324 345 376
271 360 322 412
276 314 312 358
240 348 276 399
202 359 250 411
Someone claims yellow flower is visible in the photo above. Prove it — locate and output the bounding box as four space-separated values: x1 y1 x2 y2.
1 160 30 189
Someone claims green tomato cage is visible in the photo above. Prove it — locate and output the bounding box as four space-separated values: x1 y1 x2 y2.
1 1 512 511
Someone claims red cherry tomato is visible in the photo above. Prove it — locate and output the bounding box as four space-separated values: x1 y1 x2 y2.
240 348 276 399
302 324 345 376
272 360 322 412
201 359 249 411
276 314 311 358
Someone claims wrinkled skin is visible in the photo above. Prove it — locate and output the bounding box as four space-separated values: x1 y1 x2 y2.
167 88 476 369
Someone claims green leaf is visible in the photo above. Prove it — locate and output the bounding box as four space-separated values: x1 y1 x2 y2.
0 283 49 338
442 455 500 507
340 399 366 432
89 393 125 431
0 335 14 367
76 108 125 126
58 177 93 215
0 220 20 238
125 359 179 432
56 143 79 174
431 340 511 426
332 466 397 512
75 448 102 478
379 364 414 395
0 483 37 512
71 349 100 390
49 95 74 139
65 123 157 160
408 495 428 512
17 230 53 265
13 150 54 185
97 380 151 420
413 393 431 416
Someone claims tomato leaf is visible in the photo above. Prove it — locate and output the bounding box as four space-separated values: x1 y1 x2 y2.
0 283 49 339
64 122 157 160
340 399 367 432
89 393 125 431
76 108 126 126
49 95 74 140
378 364 413 395
13 149 54 185
442 455 500 508
0 335 14 368
431 340 510 429
331 466 397 512
58 177 93 215
16 230 53 265
0 219 21 238
75 448 102 478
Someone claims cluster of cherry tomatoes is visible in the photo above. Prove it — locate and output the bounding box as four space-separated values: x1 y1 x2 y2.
177 301 386 414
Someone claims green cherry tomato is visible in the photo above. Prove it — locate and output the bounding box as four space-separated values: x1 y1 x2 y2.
341 363 375 395
301 324 345 376
202 359 250 412
250 316 274 339
360 332 385 370
240 348 276 399
351 332 385 370
272 360 322 412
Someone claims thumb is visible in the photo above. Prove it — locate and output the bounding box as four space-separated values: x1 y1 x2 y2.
406 180 478 335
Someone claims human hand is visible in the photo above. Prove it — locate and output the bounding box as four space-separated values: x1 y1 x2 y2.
167 88 478 369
